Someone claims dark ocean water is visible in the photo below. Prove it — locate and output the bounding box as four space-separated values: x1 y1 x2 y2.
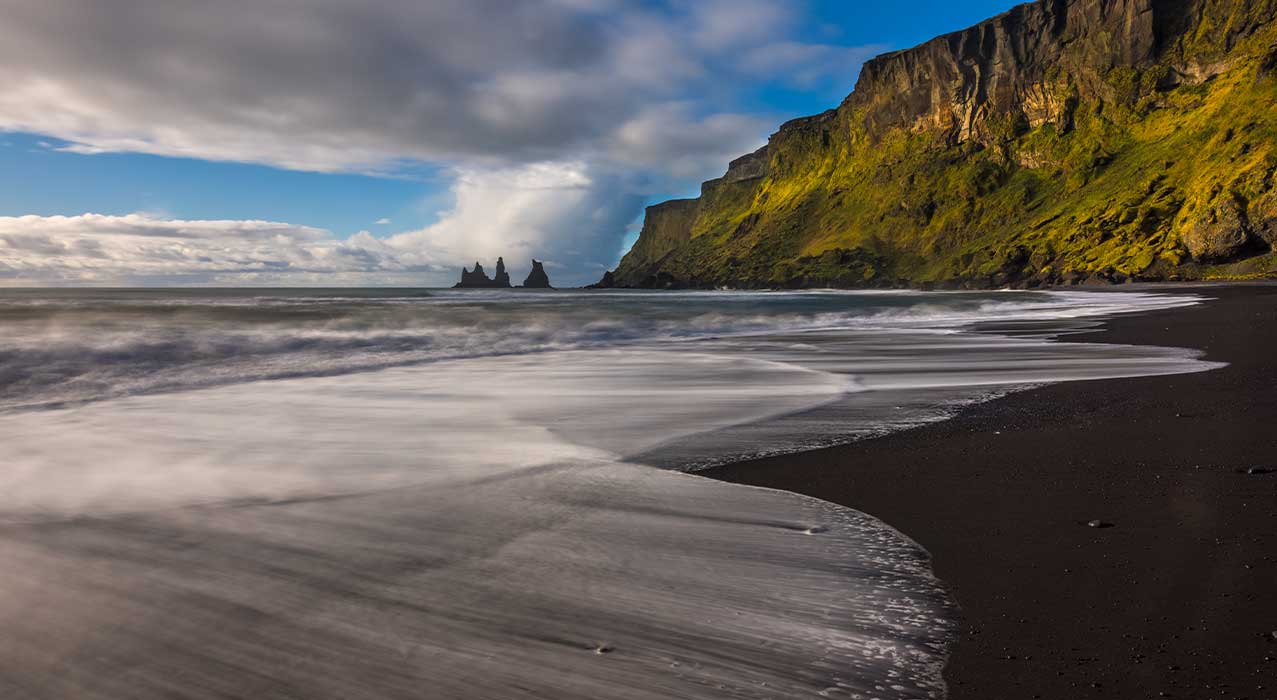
0 288 1219 699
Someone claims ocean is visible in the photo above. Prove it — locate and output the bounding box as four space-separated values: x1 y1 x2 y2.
0 288 1220 699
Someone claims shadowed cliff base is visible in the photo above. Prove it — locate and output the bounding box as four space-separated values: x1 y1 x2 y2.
708 284 1277 698
600 0 1277 290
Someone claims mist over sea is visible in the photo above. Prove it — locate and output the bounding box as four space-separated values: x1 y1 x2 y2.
0 288 1219 699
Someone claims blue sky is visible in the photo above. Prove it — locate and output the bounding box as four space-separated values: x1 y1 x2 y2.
0 0 1018 286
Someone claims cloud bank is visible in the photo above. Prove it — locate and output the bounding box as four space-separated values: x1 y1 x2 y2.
0 161 652 286
0 0 882 285
0 213 413 286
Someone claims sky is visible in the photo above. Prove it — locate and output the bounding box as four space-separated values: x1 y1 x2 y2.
0 0 1018 286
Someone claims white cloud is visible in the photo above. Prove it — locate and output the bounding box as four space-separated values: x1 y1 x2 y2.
0 0 876 173
610 104 771 179
375 218 392 225
0 213 443 286
689 0 793 52
390 161 646 282
0 0 885 282
0 161 647 286
0 0 765 174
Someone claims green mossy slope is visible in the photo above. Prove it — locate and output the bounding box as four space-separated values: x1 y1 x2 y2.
605 0 1277 289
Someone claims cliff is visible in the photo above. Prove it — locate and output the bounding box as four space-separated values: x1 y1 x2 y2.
604 0 1277 289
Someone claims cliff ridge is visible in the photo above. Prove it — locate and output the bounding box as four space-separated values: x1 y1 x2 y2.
603 0 1277 289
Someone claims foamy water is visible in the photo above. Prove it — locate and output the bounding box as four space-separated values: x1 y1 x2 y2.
0 288 1220 699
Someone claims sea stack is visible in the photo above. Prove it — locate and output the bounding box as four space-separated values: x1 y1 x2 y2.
522 260 552 288
456 261 491 287
493 257 511 287
454 259 513 288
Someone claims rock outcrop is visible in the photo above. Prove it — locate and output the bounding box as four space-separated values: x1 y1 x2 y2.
456 261 492 288
1181 196 1258 261
454 257 513 288
522 260 553 288
603 0 1277 289
494 257 511 287
454 257 555 288
847 0 1158 144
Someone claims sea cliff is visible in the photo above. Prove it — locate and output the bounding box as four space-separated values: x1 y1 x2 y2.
602 0 1277 289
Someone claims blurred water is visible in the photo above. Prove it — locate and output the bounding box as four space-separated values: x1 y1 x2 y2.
0 288 1220 699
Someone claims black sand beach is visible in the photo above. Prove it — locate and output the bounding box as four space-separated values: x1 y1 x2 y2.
708 285 1277 699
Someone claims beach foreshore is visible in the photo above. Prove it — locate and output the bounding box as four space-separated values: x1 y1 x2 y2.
706 285 1277 699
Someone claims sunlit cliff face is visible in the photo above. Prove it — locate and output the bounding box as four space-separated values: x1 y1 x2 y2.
605 0 1277 290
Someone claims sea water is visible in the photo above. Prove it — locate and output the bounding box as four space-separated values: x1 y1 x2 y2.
0 288 1220 699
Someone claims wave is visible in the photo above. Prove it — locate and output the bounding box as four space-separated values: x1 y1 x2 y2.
0 288 1222 699
0 288 1208 412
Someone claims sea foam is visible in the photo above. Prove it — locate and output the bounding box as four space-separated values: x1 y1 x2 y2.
0 288 1220 699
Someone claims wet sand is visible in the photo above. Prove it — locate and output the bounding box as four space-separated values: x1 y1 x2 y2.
707 285 1277 699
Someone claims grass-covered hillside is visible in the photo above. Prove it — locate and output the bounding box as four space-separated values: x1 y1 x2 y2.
602 0 1277 289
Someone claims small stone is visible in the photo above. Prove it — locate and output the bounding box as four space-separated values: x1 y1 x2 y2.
1087 519 1114 529
1245 466 1274 475
593 644 614 655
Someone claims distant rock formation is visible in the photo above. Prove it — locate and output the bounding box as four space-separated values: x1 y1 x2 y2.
456 261 490 287
522 260 552 288
454 257 555 288
494 257 511 287
454 257 513 288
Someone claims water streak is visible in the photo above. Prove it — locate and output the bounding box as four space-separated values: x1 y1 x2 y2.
0 288 1220 699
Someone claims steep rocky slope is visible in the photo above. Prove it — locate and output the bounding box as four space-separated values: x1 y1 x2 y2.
602 0 1277 289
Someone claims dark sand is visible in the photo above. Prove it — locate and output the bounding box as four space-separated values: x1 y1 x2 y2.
708 285 1277 699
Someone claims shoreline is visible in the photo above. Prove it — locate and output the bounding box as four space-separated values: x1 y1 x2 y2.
706 284 1277 698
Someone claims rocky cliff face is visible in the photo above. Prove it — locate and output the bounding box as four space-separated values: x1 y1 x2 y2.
848 0 1156 143
603 0 1277 289
611 200 698 282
